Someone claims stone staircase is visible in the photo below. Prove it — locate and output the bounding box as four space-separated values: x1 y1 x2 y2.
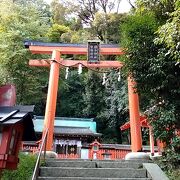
38 159 152 180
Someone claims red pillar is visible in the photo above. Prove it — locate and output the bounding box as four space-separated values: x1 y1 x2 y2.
42 50 60 151
149 126 154 156
128 75 142 152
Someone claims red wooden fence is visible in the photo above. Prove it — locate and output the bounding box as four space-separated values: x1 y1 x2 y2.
22 143 131 160
22 142 157 160
88 148 131 160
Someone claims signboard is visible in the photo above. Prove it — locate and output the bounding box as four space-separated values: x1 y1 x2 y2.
87 41 100 63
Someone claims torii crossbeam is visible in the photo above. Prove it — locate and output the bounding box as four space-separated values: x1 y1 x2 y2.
25 41 142 152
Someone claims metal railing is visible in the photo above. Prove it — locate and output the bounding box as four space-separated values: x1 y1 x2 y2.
32 129 48 180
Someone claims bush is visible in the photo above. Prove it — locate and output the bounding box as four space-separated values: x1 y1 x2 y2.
2 153 36 180
155 146 180 180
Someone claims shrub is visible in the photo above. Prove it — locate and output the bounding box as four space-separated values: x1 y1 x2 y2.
2 153 36 180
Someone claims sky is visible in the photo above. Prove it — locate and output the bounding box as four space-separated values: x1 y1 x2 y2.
44 0 135 13
116 0 135 13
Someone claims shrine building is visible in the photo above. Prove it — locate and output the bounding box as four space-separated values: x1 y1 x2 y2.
32 116 101 158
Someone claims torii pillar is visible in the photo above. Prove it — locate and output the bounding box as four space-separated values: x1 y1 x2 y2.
128 76 142 152
42 50 60 150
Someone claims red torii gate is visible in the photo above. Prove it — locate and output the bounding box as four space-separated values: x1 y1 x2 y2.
25 41 142 152
120 115 155 155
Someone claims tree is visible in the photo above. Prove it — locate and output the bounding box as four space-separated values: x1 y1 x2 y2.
76 0 123 24
13 0 51 20
92 12 126 43
49 0 84 43
0 0 49 106
136 0 177 22
98 70 128 143
57 70 85 117
82 70 105 118
69 29 93 43
120 4 180 155
152 2 180 152
155 2 180 63
120 13 159 103
50 0 68 25
67 0 127 43
46 24 70 42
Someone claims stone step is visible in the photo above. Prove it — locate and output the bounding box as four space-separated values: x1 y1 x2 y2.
40 167 147 178
46 161 143 169
46 158 125 162
38 177 151 180
46 159 152 163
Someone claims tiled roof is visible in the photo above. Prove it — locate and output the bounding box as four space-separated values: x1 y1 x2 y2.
0 105 36 141
24 40 119 48
54 126 101 136
34 116 97 133
35 126 101 137
0 105 34 124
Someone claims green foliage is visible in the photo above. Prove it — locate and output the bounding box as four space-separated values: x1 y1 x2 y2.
149 104 177 145
83 70 105 118
92 12 126 43
0 0 50 105
50 0 80 27
0 0 129 144
14 0 51 20
56 68 128 143
60 29 93 43
68 18 83 31
120 13 158 51
97 70 128 143
120 12 179 113
155 5 180 62
120 13 159 101
136 0 176 22
57 71 85 117
46 24 70 42
2 153 36 180
50 0 67 25
121 1 180 152
166 168 180 180
66 0 128 43
70 30 93 43
0 0 178 156
155 148 180 180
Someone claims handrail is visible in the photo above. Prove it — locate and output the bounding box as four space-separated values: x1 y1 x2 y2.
32 128 48 180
